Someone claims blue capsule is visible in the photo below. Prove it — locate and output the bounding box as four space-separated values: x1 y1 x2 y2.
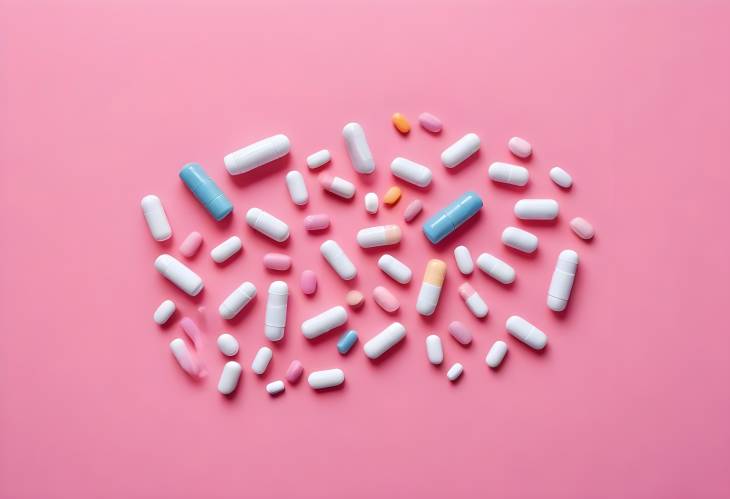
337 330 359 355
179 163 233 221
422 191 483 244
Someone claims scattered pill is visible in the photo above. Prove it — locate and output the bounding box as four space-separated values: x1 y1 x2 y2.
453 246 474 275
377 254 412 284
337 330 359 355
476 253 516 284
425 334 444 365
308 369 345 389
448 321 472 345
263 253 292 271
219 281 257 320
422 191 483 244
224 134 290 175
346 290 365 308
303 214 331 231
441 133 480 168
458 283 488 318
300 270 317 295
550 166 573 188
141 195 172 241
372 286 400 313
265 281 288 341
285 170 309 205
217 333 239 356
320 240 357 280
154 254 204 296
506 316 547 350
383 186 402 206
266 380 285 395
403 199 423 223
391 112 411 134
153 299 176 325
418 112 442 133
180 317 204 349
217 361 242 395
390 157 433 187
363 322 406 359
285 360 304 383
319 173 356 199
306 149 331 170
514 199 559 220
356 225 402 248
301 306 348 339
570 217 595 240
179 163 234 221
246 208 290 242
502 226 538 253
486 340 508 368
416 259 446 316
364 192 379 214
251 346 273 374
508 137 532 158
447 363 464 381
548 250 578 312
343 122 375 174
488 162 529 187
210 236 242 263
179 231 203 258
169 338 206 379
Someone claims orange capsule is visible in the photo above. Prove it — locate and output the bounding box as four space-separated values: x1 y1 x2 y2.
383 186 402 206
391 113 411 134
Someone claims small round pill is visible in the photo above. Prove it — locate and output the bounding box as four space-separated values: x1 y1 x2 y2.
179 232 203 258
570 217 595 240
549 166 573 188
263 253 292 271
425 334 444 365
153 299 176 325
364 192 378 214
217 333 239 356
346 290 365 308
391 113 411 134
508 137 532 158
383 186 402 206
300 270 317 295
447 363 464 381
337 330 359 355
418 112 443 133
453 246 474 275
266 380 285 396
403 199 423 223
306 149 331 170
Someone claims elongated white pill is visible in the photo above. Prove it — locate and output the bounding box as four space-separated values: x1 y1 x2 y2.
224 134 290 175
447 363 464 381
441 133 480 168
219 281 257 320
285 170 309 205
454 246 474 274
356 225 402 248
364 192 378 214
417 259 446 316
548 250 579 312
320 240 357 280
154 254 204 296
343 122 375 174
549 166 573 188
153 299 176 325
308 369 345 389
210 236 242 263
486 340 508 368
301 306 348 339
458 283 488 318
266 380 285 395
141 195 172 241
390 157 433 187
306 149 331 170
425 334 443 365
488 162 529 187
264 281 288 341
476 253 516 284
217 361 242 395
251 346 273 374
514 199 559 220
502 227 538 253
217 333 239 356
506 316 547 350
377 254 412 284
363 322 406 359
246 208 290 242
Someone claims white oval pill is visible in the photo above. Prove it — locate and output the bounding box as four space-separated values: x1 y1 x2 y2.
441 133 480 168
506 316 547 350
363 322 406 359
306 149 331 170
285 170 309 205
224 134 290 175
488 162 529 186
141 195 172 241
476 253 516 284
453 246 474 275
308 369 345 389
364 192 378 214
390 157 433 188
246 208 290 242
425 334 443 365
502 226 538 253
251 346 273 374
549 166 573 188
217 333 239 356
210 236 242 263
486 340 508 368
217 361 242 395
219 281 257 320
508 137 532 158
153 299 176 325
155 254 204 296
548 249 579 312
320 240 357 280
356 225 402 248
343 122 375 174
301 306 348 339
514 199 559 220
447 363 464 381
266 380 285 395
377 254 412 284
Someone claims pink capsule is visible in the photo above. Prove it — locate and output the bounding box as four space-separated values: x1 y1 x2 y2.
304 214 331 231
300 270 317 295
448 321 472 346
570 217 595 240
169 338 207 379
418 112 443 133
403 199 423 223
179 231 203 258
263 253 292 271
285 360 304 383
372 286 399 313
180 317 204 349
508 137 532 158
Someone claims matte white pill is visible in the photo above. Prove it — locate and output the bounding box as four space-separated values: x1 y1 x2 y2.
217 361 242 394
458 283 488 318
210 236 242 263
246 208 290 242
488 162 529 187
219 281 257 320
217 333 239 356
476 253 516 284
514 199 559 220
301 305 348 339
425 334 444 365
141 195 172 241
390 157 433 187
285 170 309 205
548 250 579 312
502 226 538 253
356 225 402 248
308 369 345 389
486 340 508 368
154 254 204 296
508 137 532 158
364 192 379 214
343 122 375 174
306 149 331 170
549 166 573 188
266 380 285 395
377 254 412 284
506 316 547 350
441 133 480 168
153 299 176 325
251 346 273 374
363 322 406 359
224 134 290 175
447 363 464 381
453 246 474 275
320 240 357 280
265 281 288 341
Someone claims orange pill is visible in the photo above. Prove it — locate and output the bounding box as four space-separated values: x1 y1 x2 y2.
391 113 411 134
383 186 402 206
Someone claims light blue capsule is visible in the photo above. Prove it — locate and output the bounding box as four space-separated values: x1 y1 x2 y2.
179 163 233 221
337 330 359 355
422 191 483 244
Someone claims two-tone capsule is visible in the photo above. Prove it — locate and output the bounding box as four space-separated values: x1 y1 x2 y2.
416 259 446 316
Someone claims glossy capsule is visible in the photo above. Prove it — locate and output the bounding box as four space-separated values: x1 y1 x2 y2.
391 113 411 134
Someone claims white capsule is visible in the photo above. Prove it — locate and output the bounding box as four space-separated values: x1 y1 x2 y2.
266 380 285 395
224 134 290 175
246 207 290 242
210 236 242 263
488 162 529 187
217 333 239 356
217 361 242 395
458 283 488 318
506 315 547 350
485 340 508 368
306 149 331 169
447 363 464 381
141 195 172 241
549 166 573 188
320 240 357 280
417 259 447 316
154 254 204 296
251 346 273 374
342 122 375 174
219 281 257 320
320 174 356 199
356 225 402 248
265 281 288 341
363 322 406 359
441 133 480 168
514 199 559 220
377 254 412 284
425 334 444 365
153 299 176 325
390 157 433 187
476 253 516 284
301 305 348 339
548 250 579 312
285 170 309 206
453 246 474 274
308 368 345 389
364 192 379 214
502 226 538 253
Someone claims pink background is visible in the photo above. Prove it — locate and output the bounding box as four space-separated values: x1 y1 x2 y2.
1 1 729 498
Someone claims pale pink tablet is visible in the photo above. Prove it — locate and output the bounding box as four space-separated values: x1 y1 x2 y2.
179 231 202 258
303 214 330 231
285 360 303 383
300 270 317 295
448 321 472 346
570 217 595 240
346 290 364 308
169 338 207 379
180 317 204 349
508 137 532 158
372 286 399 313
403 199 423 223
418 112 443 133
263 253 292 271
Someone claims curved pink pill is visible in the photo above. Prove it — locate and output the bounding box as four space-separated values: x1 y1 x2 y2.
170 339 207 379
285 360 303 383
372 286 400 313
418 112 443 133
179 231 203 258
448 321 472 346
570 217 595 240
303 214 330 231
300 270 317 295
263 253 292 271
508 137 532 159
180 317 203 350
403 199 423 223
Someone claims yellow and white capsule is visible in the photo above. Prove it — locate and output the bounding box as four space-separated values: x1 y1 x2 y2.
416 259 446 316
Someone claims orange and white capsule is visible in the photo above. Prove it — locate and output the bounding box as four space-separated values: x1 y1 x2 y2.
416 259 446 316
458 283 488 318
356 225 402 248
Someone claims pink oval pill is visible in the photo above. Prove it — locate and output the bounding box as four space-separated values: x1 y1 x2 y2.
263 253 292 271
180 317 204 349
448 321 472 346
570 217 595 240
403 199 423 223
300 270 317 295
179 231 203 258
372 286 399 313
285 360 304 383
418 112 443 133
508 137 532 158
303 214 330 231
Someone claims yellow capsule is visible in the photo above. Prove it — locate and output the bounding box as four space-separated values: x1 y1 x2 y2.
391 113 411 134
383 186 402 206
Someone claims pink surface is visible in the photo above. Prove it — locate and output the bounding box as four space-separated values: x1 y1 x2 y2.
1 1 729 498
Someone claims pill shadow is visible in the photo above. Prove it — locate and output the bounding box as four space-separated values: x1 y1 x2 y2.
311 380 346 394
517 217 559 228
448 371 465 385
246 228 292 248
504 245 539 260
303 226 331 236
443 150 481 174
490 181 530 194
322 191 357 203
510 339 550 357
367 336 408 367
304 326 346 348
228 155 291 189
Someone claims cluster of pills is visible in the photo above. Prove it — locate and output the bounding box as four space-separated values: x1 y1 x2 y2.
142 112 595 396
